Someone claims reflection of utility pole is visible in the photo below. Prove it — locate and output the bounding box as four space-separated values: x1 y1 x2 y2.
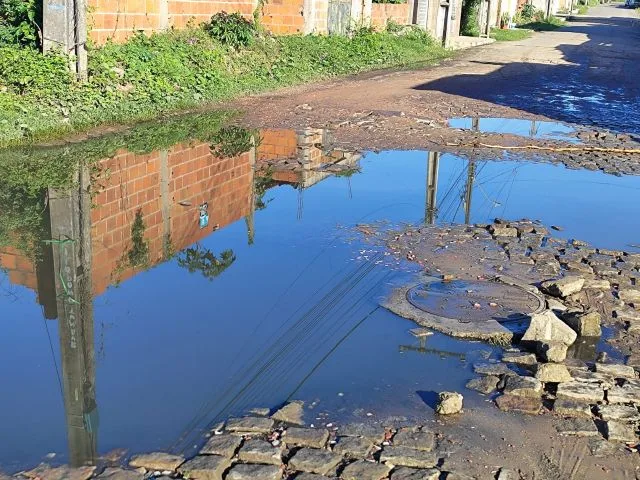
529 120 538 138
425 152 440 224
245 136 257 245
47 163 98 467
399 336 466 359
464 162 476 225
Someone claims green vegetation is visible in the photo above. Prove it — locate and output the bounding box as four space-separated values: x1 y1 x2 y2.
203 12 257 49
372 0 407 4
0 0 40 48
577 4 589 14
0 20 449 147
460 0 482 36
490 27 532 41
518 16 564 31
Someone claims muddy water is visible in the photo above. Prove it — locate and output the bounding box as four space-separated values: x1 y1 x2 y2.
1 126 639 472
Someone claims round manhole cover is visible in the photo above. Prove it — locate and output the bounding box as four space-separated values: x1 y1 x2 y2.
407 279 544 324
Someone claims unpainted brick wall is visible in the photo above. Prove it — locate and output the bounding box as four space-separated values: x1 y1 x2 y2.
370 2 411 29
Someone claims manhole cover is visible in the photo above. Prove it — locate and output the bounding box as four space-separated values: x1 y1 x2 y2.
407 279 544 324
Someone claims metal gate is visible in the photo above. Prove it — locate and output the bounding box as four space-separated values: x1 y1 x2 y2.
327 0 352 35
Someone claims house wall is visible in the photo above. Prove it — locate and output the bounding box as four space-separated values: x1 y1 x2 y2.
370 3 412 29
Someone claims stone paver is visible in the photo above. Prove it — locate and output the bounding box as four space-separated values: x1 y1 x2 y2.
392 429 435 452
178 455 230 480
503 375 542 398
340 424 386 443
238 438 283 466
24 465 96 480
225 463 281 480
200 434 242 457
473 362 514 376
390 467 440 480
129 452 185 471
556 381 605 403
594 363 636 379
552 399 592 418
596 404 640 422
555 418 599 437
379 446 438 468
226 417 275 434
288 448 342 476
332 436 374 458
292 474 334 480
271 400 305 425
465 375 499 394
607 379 640 404
604 421 638 442
495 394 541 415
284 427 330 449
95 469 143 480
339 460 390 480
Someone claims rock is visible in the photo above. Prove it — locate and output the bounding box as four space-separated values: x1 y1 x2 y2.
594 362 637 379
535 363 572 383
473 362 515 376
496 468 518 480
567 369 615 388
340 423 385 443
284 427 329 449
553 399 592 418
237 438 283 465
271 400 305 425
390 467 440 480
443 472 476 480
618 289 640 304
501 351 537 366
177 455 230 480
225 464 282 480
563 312 602 337
537 341 568 363
627 354 640 367
288 448 342 476
199 434 242 457
546 297 568 313
379 446 438 468
521 310 577 347
249 407 271 416
615 308 640 322
292 474 333 480
556 381 605 403
129 453 185 471
583 279 611 290
495 394 541 414
95 469 143 480
596 404 640 422
588 437 619 457
540 277 585 298
465 376 499 394
489 225 518 237
604 421 638 442
332 436 374 458
24 465 96 480
392 429 435 452
435 392 463 415
555 418 599 437
607 379 640 404
226 416 274 434
503 376 543 398
340 460 390 480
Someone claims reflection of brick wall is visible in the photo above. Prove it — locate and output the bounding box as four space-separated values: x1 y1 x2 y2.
88 0 305 44
257 129 299 161
0 247 37 291
370 3 411 29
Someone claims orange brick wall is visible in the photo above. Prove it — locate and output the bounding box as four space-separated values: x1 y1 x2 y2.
260 0 305 34
168 0 255 29
370 2 411 29
88 0 165 44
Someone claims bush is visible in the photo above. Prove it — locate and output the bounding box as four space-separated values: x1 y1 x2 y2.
520 3 537 20
0 0 40 47
204 12 256 49
460 0 482 36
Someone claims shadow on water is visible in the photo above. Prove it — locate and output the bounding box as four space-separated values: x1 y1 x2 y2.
1 116 639 471
415 16 640 135
416 391 440 410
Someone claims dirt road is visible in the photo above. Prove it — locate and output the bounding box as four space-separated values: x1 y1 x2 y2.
237 5 640 152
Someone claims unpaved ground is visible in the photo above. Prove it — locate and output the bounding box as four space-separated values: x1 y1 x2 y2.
236 5 640 158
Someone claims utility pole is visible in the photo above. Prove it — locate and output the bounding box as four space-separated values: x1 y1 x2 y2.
43 0 88 80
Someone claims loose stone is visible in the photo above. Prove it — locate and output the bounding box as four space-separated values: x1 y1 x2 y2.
225 464 282 480
535 363 573 383
594 362 637 379
568 369 615 388
332 436 374 458
435 392 463 415
237 438 283 466
488 225 518 237
496 468 518 480
607 379 640 404
495 394 542 415
537 341 568 363
563 311 602 337
465 375 499 394
340 460 391 480
340 423 386 443
24 465 95 480
271 400 305 425
501 351 537 366
177 455 230 480
390 467 440 480
588 437 619 457
473 362 515 376
540 277 585 298
226 416 275 434
288 448 342 476
284 427 330 449
556 381 605 403
555 418 599 437
596 404 640 422
129 453 185 471
618 289 640 304
379 446 438 468
392 429 436 452
503 375 543 398
604 421 638 442
583 279 611 290
291 474 333 480
552 399 592 418
521 310 577 347
199 434 242 457
94 468 143 480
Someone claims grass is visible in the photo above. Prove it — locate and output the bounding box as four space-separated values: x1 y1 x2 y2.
490 27 532 41
0 26 451 147
517 16 565 31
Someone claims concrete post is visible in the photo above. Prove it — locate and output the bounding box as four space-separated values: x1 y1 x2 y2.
43 0 87 80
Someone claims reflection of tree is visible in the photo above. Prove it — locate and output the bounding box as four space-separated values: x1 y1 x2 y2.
210 126 258 159
126 210 149 268
177 244 236 280
255 167 275 211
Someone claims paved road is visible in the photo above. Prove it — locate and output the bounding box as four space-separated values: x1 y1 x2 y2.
240 5 640 138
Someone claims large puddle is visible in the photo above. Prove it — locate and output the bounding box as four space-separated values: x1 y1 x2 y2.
1 119 639 471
